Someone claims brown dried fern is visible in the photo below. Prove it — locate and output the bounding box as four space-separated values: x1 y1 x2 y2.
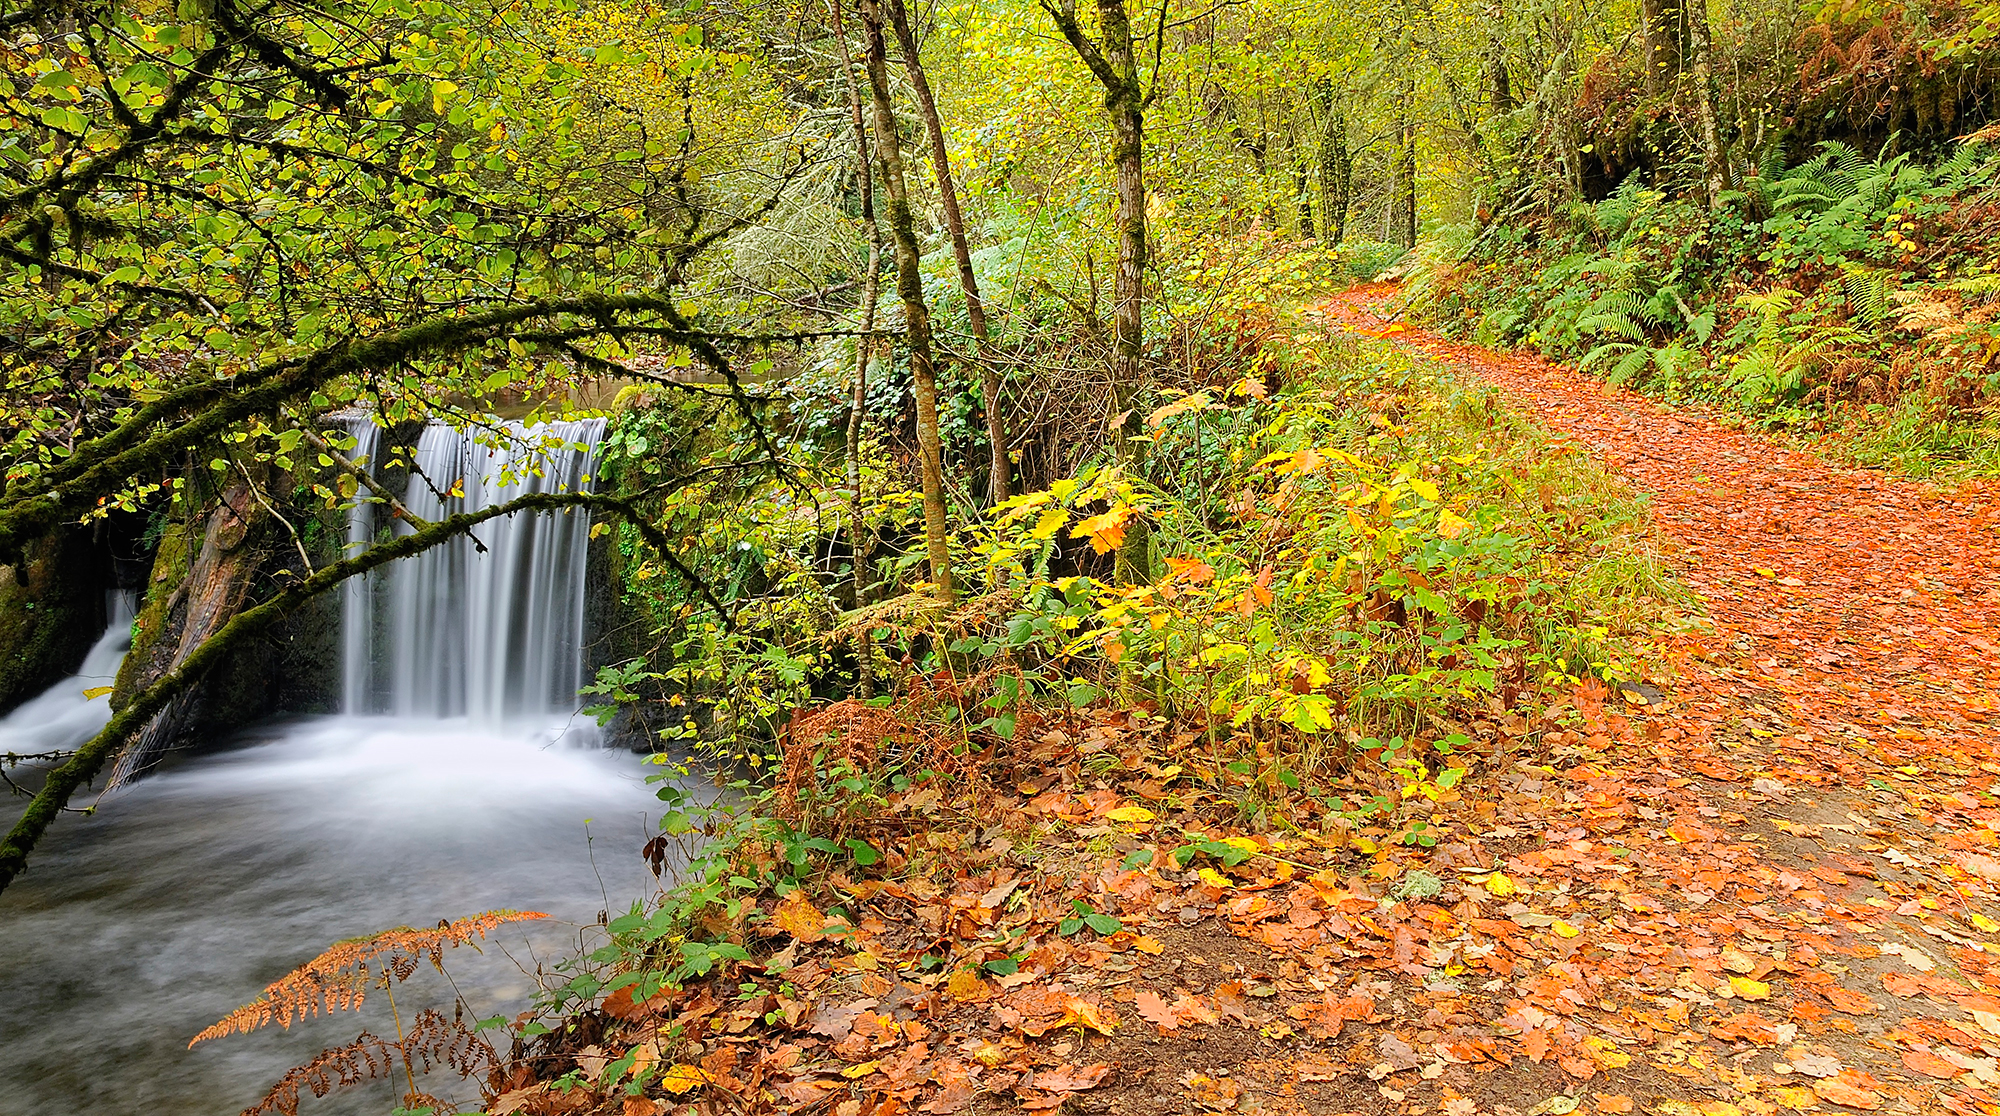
239 1009 496 1116
191 910 547 1046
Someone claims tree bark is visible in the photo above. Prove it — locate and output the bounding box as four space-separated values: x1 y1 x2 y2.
831 0 882 695
1684 0 1732 209
884 0 1010 506
1391 80 1418 249
858 0 955 603
1042 0 1150 585
1319 96 1351 246
1639 0 1688 95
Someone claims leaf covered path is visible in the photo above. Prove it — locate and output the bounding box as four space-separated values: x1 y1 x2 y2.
1318 284 2000 769
529 288 2000 1116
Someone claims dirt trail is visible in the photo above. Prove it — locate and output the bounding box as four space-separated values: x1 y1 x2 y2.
548 288 2000 1116
1315 284 2000 776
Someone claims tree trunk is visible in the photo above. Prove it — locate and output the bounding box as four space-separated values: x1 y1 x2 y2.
859 0 954 603
1639 0 1687 95
1486 26 1514 116
1391 83 1418 249
884 0 1010 506
1294 133 1315 241
1684 0 1732 209
1315 81 1350 245
832 0 882 693
1043 0 1150 585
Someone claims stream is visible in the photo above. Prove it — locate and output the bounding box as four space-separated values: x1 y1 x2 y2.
0 418 668 1114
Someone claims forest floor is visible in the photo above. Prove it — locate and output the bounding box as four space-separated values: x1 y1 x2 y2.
546 285 2000 1116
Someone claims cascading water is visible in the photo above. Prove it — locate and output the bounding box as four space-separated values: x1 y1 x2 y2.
0 417 662 1116
359 418 606 721
0 589 135 755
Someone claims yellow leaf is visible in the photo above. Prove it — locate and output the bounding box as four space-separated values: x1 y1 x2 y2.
1198 867 1235 889
771 890 825 942
1219 836 1261 857
842 1060 881 1079
1057 996 1118 1035
1585 1036 1632 1069
1482 872 1517 898
1104 805 1156 824
657 1064 708 1094
1753 567 1777 578
1552 920 1580 938
1729 976 1772 1001
1770 1086 1819 1110
1437 509 1473 539
947 967 991 1002
1071 505 1133 555
81 685 113 699
964 1040 1011 1067
1409 478 1440 502
1969 912 2000 934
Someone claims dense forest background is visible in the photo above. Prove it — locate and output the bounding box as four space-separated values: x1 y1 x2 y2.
5 0 2000 1112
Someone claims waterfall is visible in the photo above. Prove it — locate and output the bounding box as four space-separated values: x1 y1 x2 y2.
339 419 384 715
344 418 605 723
0 590 137 754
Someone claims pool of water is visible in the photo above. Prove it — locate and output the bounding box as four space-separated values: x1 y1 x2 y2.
0 716 667 1115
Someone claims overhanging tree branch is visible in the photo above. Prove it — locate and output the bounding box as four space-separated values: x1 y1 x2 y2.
0 483 734 896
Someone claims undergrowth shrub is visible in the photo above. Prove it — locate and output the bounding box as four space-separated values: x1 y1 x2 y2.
1410 136 2000 476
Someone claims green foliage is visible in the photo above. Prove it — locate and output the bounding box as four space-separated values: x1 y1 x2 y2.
1413 135 2000 458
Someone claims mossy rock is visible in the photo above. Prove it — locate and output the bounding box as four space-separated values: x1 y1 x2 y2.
0 528 107 715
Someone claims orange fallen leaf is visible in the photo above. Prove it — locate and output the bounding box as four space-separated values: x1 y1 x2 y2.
1033 1063 1112 1092
1769 1086 1819 1110
1812 1078 1878 1109
1901 1046 1963 1079
1134 989 1180 1031
1595 1096 1635 1114
946 967 991 1003
1819 986 1878 1016
1057 995 1118 1035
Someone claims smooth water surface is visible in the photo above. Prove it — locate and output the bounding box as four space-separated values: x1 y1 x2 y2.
0 716 665 1115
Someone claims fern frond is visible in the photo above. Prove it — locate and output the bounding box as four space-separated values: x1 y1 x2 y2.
1581 341 1637 369
1585 287 1648 320
240 1012 499 1116
1577 312 1645 342
244 1033 400 1116
191 910 547 1046
1841 265 1897 325
1606 346 1651 385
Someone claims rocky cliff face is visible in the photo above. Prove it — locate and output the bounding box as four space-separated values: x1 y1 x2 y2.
0 528 107 716
108 476 339 780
